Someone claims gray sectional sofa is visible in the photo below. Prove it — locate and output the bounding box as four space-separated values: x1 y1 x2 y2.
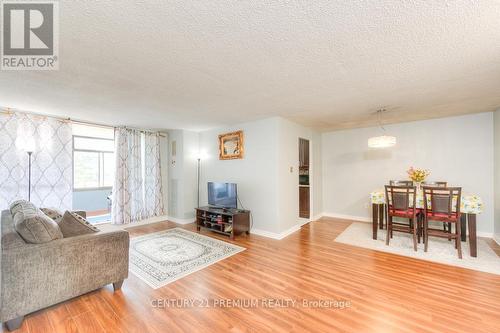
0 203 129 331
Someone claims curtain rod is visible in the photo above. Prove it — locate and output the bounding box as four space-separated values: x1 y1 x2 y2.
0 107 167 137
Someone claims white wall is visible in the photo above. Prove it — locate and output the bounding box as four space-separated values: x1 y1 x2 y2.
494 109 500 243
199 118 281 234
322 112 494 235
198 117 321 236
276 118 320 231
182 130 200 218
312 131 323 219
167 129 199 220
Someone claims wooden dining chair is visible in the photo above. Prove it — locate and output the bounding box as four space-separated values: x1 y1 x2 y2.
422 181 449 234
422 181 447 187
389 180 414 186
422 186 462 259
385 185 418 251
387 180 415 232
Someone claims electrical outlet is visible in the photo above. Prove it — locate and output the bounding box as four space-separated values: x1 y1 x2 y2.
290 166 293 173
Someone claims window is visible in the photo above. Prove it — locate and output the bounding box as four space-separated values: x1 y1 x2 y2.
73 124 115 190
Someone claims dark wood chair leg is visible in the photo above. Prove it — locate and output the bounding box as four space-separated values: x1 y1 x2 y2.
424 216 429 252
456 220 462 259
412 218 418 251
416 214 421 243
6 316 24 331
113 280 124 291
385 204 388 230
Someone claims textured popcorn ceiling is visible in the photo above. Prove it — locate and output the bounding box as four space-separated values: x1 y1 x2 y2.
1 0 499 131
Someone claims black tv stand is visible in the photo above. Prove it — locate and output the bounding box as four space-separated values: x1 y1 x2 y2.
195 206 250 240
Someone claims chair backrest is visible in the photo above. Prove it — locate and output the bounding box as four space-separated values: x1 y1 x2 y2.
389 180 414 186
385 185 417 214
422 181 447 187
422 186 461 217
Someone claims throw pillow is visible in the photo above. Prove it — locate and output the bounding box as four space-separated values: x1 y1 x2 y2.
59 211 100 237
13 205 63 244
40 207 64 224
10 199 36 216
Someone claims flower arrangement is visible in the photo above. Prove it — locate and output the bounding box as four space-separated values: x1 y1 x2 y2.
407 167 430 183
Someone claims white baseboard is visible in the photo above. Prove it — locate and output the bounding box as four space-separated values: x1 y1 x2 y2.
298 217 311 226
255 226 298 240
321 212 372 223
477 231 493 238
250 228 282 239
494 234 500 246
166 216 196 225
312 213 324 221
252 224 302 240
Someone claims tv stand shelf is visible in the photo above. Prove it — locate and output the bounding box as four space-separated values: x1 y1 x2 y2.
195 206 250 240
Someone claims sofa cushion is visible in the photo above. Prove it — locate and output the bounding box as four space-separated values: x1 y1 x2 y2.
13 203 63 244
10 199 36 216
40 207 64 223
59 211 99 237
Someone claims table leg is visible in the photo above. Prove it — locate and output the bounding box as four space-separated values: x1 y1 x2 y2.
378 204 384 230
460 214 467 242
468 214 477 257
372 203 378 240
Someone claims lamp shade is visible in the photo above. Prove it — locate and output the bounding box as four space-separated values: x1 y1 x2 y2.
368 135 396 148
16 137 36 153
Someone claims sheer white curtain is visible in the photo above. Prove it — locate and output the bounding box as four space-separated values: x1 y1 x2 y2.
112 128 164 224
112 128 143 224
144 132 164 217
0 112 72 210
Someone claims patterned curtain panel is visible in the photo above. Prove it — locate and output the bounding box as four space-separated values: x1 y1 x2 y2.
112 127 144 224
144 132 165 217
0 112 72 210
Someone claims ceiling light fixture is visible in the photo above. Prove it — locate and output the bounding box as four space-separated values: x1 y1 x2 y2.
368 109 396 148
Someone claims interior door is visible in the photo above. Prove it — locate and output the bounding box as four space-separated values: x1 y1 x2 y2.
298 138 310 219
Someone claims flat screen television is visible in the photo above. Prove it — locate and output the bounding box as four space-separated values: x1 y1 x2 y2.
207 182 237 209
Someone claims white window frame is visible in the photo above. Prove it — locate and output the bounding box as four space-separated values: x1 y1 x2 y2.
73 135 115 191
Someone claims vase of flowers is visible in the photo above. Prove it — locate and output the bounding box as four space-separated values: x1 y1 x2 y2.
407 167 430 189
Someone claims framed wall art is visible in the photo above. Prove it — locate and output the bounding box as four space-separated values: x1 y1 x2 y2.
219 130 244 160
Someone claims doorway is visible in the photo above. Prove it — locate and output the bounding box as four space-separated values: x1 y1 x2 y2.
299 138 310 218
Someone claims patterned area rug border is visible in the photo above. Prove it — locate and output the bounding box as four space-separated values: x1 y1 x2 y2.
129 228 245 289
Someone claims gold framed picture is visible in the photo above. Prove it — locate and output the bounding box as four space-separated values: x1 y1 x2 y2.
219 130 244 160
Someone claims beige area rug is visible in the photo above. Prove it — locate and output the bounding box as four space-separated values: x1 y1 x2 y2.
129 228 245 289
335 222 500 275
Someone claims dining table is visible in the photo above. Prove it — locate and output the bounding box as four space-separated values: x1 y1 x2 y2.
370 188 483 257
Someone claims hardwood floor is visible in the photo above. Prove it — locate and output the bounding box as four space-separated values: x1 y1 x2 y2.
4 218 500 333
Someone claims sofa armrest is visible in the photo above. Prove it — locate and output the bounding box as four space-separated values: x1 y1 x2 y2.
0 227 129 322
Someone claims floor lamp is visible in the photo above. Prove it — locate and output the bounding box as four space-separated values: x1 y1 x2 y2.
196 151 207 208
27 151 33 202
